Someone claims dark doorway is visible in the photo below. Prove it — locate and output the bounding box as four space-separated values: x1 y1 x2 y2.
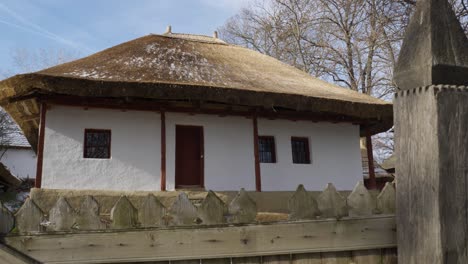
175 125 204 189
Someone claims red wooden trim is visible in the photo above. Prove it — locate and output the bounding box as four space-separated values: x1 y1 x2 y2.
38 95 367 125
160 111 166 191
258 136 277 163
83 129 112 159
35 103 47 188
291 136 311 164
253 115 261 192
366 129 377 189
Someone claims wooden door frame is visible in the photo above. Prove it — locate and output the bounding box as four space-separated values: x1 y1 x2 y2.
175 125 204 189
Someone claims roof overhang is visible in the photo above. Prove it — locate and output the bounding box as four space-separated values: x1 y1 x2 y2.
0 73 393 149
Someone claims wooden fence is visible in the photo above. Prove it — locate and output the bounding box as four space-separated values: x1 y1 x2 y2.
0 182 397 263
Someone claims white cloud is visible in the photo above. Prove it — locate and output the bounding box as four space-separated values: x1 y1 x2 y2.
0 2 94 53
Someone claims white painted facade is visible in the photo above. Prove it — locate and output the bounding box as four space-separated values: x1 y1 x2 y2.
42 106 161 191
258 119 362 191
1 148 36 179
42 105 363 191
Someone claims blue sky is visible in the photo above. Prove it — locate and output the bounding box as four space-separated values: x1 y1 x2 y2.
0 0 249 76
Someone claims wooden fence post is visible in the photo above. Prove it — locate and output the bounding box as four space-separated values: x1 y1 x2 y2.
228 188 257 223
139 194 166 227
317 183 347 219
376 182 395 215
393 0 468 262
48 196 76 231
0 201 14 234
198 191 226 225
288 184 319 220
347 181 374 217
15 198 45 233
169 192 198 226
111 196 138 229
77 195 105 230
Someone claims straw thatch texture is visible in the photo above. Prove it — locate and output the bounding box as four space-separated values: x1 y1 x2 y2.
0 33 392 147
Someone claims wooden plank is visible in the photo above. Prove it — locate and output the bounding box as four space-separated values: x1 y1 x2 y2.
15 198 45 233
395 87 447 263
172 261 200 264
288 185 319 220
48 197 76 231
0 201 14 234
0 244 38 264
232 257 261 264
228 189 256 223
291 253 321 264
202 258 231 264
4 216 396 264
316 183 347 219
263 254 290 264
352 249 381 264
376 183 395 215
198 191 226 225
381 248 397 264
347 182 374 217
139 194 166 228
321 251 351 264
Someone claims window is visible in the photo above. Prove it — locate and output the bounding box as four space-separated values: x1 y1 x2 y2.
291 137 310 164
258 136 276 163
84 129 111 159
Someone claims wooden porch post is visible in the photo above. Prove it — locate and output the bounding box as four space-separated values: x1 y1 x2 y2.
35 102 47 188
365 129 376 190
160 110 166 191
253 114 261 192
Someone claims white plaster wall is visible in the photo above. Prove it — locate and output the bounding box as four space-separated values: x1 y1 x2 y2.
166 113 256 191
1 148 36 179
42 105 161 191
258 119 362 191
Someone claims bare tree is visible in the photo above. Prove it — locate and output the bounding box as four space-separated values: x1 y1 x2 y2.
220 0 467 161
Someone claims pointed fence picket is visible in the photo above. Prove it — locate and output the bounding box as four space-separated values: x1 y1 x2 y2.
0 201 14 234
5 181 395 234
111 196 138 229
76 195 105 230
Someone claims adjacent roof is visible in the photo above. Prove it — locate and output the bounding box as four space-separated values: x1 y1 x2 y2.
0 162 21 188
0 33 393 147
394 0 468 90
1 131 31 148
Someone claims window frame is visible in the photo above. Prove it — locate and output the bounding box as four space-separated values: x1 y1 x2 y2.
83 129 112 159
291 136 311 164
258 135 277 163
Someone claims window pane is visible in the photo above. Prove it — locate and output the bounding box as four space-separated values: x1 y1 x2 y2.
292 137 310 164
84 130 111 159
259 136 276 163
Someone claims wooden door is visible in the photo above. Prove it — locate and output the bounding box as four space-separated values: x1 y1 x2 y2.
175 125 204 188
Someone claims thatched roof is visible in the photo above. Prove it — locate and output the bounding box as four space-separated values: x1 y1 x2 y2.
0 33 392 148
